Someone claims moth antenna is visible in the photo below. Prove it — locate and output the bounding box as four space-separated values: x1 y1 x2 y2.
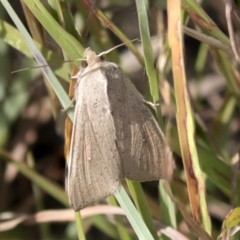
98 38 139 57
11 64 52 73
12 39 139 74
11 58 86 74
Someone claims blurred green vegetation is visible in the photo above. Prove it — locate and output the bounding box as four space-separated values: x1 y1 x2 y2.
1 0 240 239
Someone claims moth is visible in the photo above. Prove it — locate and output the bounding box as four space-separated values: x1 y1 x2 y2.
66 48 174 211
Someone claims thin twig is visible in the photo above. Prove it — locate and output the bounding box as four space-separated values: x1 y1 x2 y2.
183 26 232 54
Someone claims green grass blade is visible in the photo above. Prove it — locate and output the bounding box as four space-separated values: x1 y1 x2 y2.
1 0 74 120
23 0 84 60
108 196 133 240
135 0 159 104
115 186 155 240
0 19 68 81
75 212 86 240
126 180 158 240
135 0 176 231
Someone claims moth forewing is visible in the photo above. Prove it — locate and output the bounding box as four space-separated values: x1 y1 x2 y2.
67 52 122 211
102 61 174 181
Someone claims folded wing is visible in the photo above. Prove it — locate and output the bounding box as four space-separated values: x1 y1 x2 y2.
103 62 174 181
67 64 122 211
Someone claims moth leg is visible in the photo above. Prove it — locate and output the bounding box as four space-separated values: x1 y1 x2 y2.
142 99 159 109
71 75 78 79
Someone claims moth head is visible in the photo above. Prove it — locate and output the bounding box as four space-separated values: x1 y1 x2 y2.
84 47 101 66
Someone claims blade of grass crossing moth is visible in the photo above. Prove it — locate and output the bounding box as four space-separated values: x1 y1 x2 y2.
108 196 132 240
21 1 60 119
159 180 177 229
115 187 155 240
75 212 86 240
126 180 158 240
